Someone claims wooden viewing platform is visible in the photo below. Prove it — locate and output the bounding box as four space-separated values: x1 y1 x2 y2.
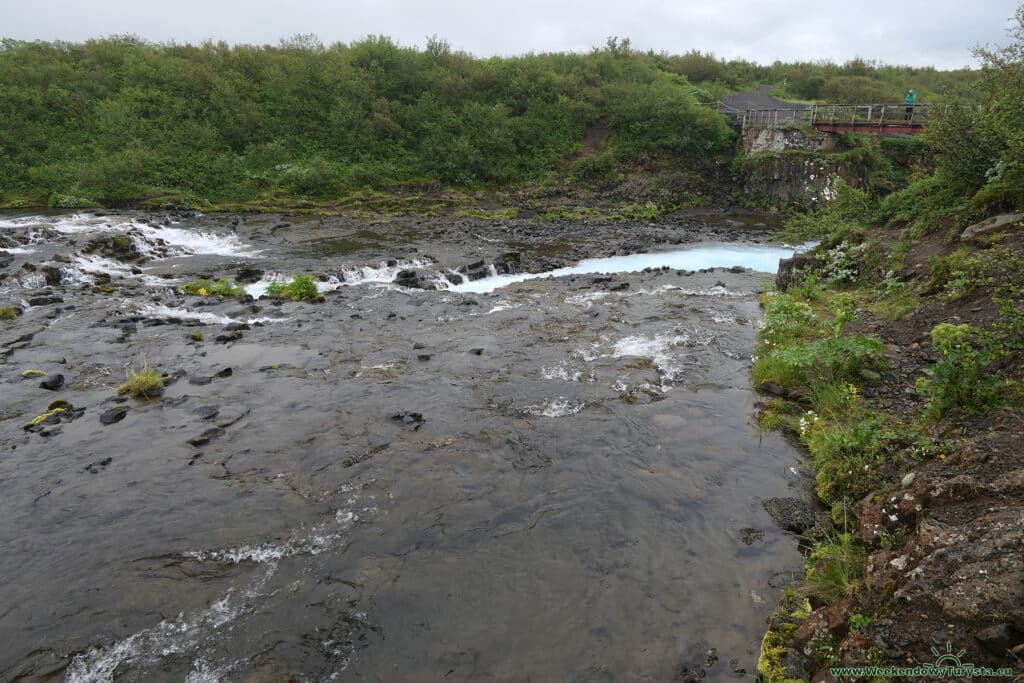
738 103 948 136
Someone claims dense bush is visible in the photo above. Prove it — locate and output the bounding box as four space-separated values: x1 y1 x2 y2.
0 36 734 205
916 323 1003 420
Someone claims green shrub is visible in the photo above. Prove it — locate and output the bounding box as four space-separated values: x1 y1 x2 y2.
805 411 906 501
0 305 18 320
927 249 992 300
755 336 883 394
758 293 822 349
569 152 621 184
916 323 1002 420
266 275 320 301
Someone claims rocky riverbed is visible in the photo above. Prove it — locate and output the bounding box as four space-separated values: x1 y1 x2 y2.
1 211 808 682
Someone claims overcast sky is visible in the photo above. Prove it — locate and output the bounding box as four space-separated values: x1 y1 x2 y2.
0 0 1017 69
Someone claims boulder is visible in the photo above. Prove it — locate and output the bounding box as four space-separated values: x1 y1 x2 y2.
393 269 437 290
776 253 822 291
762 497 822 535
960 212 1024 242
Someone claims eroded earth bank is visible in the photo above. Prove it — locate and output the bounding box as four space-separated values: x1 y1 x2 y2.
1 211 807 682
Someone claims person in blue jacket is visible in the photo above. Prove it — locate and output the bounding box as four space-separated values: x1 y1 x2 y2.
904 89 917 120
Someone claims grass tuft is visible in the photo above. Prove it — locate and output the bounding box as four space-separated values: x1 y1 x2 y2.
117 368 165 399
180 279 245 297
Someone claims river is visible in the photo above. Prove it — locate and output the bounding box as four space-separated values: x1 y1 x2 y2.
0 211 805 682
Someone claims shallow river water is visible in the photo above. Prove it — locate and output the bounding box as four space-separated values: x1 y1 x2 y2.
0 212 805 682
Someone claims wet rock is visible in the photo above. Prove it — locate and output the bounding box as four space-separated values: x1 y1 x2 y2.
23 402 85 433
393 269 436 290
704 648 718 667
609 282 629 291
214 367 233 378
39 374 65 391
417 353 432 361
412 342 427 350
84 234 144 262
215 406 249 428
216 330 243 343
762 497 820 534
188 427 225 447
469 348 484 355
768 570 803 588
42 266 64 286
194 405 220 420
673 664 706 682
189 376 213 385
392 411 425 431
29 296 63 307
235 265 264 283
758 381 788 397
223 323 249 332
84 457 113 473
739 527 765 544
776 253 823 291
99 407 127 425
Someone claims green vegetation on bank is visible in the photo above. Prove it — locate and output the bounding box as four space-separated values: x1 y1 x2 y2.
0 32 983 210
0 35 733 207
755 8 1024 678
663 52 978 103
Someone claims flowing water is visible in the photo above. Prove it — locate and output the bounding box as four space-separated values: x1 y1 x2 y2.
0 212 805 682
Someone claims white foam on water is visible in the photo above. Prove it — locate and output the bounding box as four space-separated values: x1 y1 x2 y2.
339 258 433 287
66 496 374 682
612 333 695 385
526 397 585 418
483 302 522 315
17 273 46 289
6 213 257 258
244 259 434 297
62 255 172 287
130 224 255 259
1 246 34 254
541 362 589 382
447 243 803 294
64 586 262 683
184 658 242 683
564 292 609 308
135 303 286 326
0 215 48 230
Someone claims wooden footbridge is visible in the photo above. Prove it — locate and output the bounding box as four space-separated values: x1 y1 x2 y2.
731 103 941 136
